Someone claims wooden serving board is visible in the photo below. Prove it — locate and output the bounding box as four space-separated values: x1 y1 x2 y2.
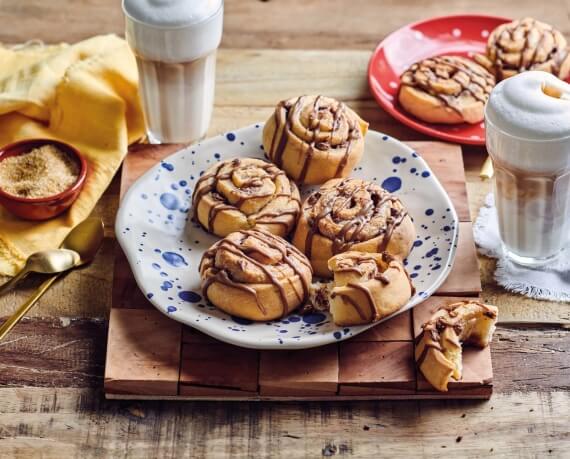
104 141 490 400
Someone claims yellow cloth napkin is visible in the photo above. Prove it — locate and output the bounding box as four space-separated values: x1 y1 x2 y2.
0 35 145 276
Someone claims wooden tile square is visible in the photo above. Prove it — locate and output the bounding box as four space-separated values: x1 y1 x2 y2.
259 345 338 396
180 343 259 393
436 221 482 296
182 325 220 344
413 297 493 397
352 310 412 342
112 251 152 309
122 144 183 197
338 341 415 395
412 296 476 339
179 385 256 397
104 308 182 395
410 142 470 222
417 346 493 395
449 346 493 387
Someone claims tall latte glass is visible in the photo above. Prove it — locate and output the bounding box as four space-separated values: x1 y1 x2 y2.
123 0 223 144
485 71 570 266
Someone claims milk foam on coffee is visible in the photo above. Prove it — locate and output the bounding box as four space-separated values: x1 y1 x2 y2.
123 0 223 143
124 0 221 27
485 71 570 263
486 71 570 173
123 0 223 62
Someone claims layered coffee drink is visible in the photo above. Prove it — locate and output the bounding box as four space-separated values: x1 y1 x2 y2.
485 71 570 265
123 0 223 144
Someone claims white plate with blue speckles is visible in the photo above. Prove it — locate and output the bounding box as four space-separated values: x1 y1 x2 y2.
116 124 459 349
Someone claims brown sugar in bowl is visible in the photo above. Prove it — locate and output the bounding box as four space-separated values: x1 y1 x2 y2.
0 139 88 221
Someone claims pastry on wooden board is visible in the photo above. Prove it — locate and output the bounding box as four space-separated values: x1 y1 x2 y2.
199 229 313 321
415 301 498 392
475 17 570 81
292 177 415 277
399 55 495 124
262 95 369 185
192 157 301 238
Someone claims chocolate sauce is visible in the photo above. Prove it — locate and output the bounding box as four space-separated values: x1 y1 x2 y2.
271 97 304 168
221 239 291 315
346 282 378 320
202 269 267 315
247 229 312 304
377 208 408 252
334 118 355 178
330 251 406 322
334 266 365 275
331 291 367 321
416 332 443 369
207 203 235 233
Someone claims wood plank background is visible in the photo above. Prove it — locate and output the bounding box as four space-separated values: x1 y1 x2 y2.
1 0 569 48
0 0 569 457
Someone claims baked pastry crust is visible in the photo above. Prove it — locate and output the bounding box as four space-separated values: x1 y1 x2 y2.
292 178 415 277
199 229 313 321
328 251 414 326
415 301 498 392
192 157 301 238
475 18 570 81
262 95 369 185
399 56 495 124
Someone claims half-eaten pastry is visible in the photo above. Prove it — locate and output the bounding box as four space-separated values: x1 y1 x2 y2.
308 251 414 326
415 301 498 392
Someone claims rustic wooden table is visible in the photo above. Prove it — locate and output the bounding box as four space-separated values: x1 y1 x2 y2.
0 1 569 457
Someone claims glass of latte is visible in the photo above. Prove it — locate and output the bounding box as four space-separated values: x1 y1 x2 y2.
123 0 223 144
485 71 570 266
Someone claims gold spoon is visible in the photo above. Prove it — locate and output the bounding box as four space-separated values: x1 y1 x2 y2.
0 218 104 341
480 156 494 179
0 249 80 296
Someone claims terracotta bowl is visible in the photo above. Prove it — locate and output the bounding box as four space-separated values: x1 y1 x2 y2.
0 139 88 221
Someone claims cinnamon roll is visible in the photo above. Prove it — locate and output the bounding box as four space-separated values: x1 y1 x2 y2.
199 229 313 321
415 301 498 392
292 178 415 277
192 158 301 238
262 95 369 185
399 56 495 124
475 18 570 81
328 252 414 326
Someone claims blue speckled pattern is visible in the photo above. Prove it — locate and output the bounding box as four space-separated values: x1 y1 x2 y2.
115 124 459 349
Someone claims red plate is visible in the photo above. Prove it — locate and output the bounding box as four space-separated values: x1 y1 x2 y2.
368 14 511 145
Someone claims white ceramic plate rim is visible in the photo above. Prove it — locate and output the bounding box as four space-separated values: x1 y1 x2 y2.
116 125 459 349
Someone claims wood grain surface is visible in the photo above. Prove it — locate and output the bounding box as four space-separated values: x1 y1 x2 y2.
1 0 569 48
0 388 569 457
0 1 569 457
2 317 568 393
